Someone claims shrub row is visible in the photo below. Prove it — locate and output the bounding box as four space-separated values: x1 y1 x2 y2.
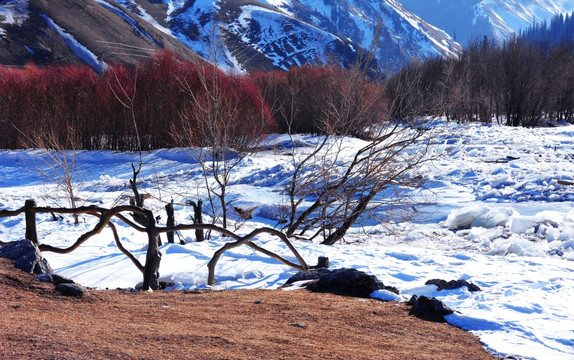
0 52 389 151
0 51 275 151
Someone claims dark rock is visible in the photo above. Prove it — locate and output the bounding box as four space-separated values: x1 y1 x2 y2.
36 273 53 283
55 283 89 297
0 240 53 274
33 258 53 275
283 268 332 285
289 323 307 328
425 279 481 292
52 274 75 285
409 295 454 320
36 273 75 285
286 268 399 298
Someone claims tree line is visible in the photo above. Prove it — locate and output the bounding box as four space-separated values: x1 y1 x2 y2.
0 50 392 151
390 28 574 127
521 12 574 51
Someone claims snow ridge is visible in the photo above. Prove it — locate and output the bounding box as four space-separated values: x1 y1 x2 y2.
40 14 105 72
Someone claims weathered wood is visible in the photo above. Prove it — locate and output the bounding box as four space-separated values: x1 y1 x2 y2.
38 205 149 254
156 223 310 285
129 162 149 227
165 200 175 243
201 226 310 286
101 215 144 273
4 201 312 292
314 256 330 269
24 200 38 245
322 189 377 245
142 209 161 291
0 206 25 218
188 200 204 242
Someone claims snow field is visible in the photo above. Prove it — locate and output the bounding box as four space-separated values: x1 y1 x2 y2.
1 122 574 359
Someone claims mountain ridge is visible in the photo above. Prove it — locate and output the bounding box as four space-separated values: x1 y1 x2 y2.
400 0 574 45
0 0 572 72
0 0 460 72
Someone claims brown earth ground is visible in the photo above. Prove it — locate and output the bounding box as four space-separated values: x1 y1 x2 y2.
0 258 497 360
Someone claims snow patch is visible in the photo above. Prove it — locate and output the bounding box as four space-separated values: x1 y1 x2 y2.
40 14 105 72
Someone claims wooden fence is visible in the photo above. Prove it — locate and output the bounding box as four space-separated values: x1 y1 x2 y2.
0 199 311 290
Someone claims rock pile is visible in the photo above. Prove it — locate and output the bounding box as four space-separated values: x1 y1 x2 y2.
0 239 89 297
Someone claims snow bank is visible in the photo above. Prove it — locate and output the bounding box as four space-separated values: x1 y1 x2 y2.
445 206 518 230
445 205 574 258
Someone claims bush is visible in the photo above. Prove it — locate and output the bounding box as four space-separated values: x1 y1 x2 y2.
254 65 388 137
0 51 276 150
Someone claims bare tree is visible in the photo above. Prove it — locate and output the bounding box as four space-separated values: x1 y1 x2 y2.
172 20 273 234
20 126 84 224
279 66 449 245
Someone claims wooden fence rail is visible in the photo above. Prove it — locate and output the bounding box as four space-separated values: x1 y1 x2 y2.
0 200 311 290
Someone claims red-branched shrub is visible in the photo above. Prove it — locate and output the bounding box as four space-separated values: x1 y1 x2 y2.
254 65 388 137
0 50 276 150
0 53 389 150
171 59 276 150
0 63 99 149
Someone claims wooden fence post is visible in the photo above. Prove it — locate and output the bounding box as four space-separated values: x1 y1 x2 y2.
165 200 174 244
142 209 161 291
24 199 38 245
188 200 204 242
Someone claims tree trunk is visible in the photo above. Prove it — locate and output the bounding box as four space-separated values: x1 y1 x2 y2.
189 200 205 242
142 210 161 291
322 190 377 245
129 163 148 227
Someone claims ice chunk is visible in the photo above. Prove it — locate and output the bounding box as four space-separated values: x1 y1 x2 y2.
506 238 546 257
471 207 515 228
445 206 489 230
508 216 539 234
509 211 563 234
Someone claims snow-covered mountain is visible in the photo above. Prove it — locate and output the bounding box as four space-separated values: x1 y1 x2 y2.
0 0 460 72
159 0 461 71
2 0 573 72
401 0 574 45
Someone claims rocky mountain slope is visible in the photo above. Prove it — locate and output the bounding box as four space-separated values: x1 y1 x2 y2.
2 0 571 72
0 0 460 72
0 0 199 71
158 0 461 71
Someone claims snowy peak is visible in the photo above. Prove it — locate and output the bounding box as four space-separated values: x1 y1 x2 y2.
161 0 461 71
162 0 361 71
475 0 574 42
400 0 574 45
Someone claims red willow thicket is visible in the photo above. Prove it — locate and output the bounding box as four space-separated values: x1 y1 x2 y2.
0 51 276 151
0 52 389 151
0 63 99 149
253 65 388 137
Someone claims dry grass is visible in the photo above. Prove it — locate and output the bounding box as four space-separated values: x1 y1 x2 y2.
0 258 496 360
